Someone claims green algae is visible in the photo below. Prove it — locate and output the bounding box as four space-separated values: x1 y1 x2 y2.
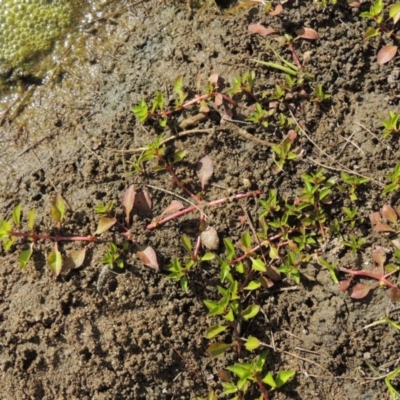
0 0 74 69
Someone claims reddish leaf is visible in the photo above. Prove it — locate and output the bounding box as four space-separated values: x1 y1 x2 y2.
206 342 231 357
218 369 232 383
382 205 397 224
386 287 400 302
214 93 223 107
295 27 319 40
374 223 395 232
350 283 373 299
248 23 276 36
197 155 214 190
135 189 152 215
339 278 352 291
160 200 184 218
63 249 86 271
259 275 275 288
201 227 220 251
377 45 398 65
269 4 283 16
369 212 382 225
137 246 159 271
208 73 219 86
266 265 281 281
372 246 387 268
391 238 400 249
286 129 297 143
348 2 360 7
95 217 117 234
121 185 136 225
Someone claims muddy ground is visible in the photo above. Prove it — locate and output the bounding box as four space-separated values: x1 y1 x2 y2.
0 0 400 399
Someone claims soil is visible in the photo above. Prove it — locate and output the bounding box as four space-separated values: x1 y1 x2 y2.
1 1 400 399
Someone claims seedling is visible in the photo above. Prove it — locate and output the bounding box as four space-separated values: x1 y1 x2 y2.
167 234 215 292
219 351 295 399
382 111 400 138
383 162 400 194
246 103 273 127
297 169 336 239
339 246 400 301
251 44 314 84
338 172 369 201
312 83 331 102
317 257 339 284
360 0 400 64
227 70 257 98
271 130 298 173
341 234 365 254
132 74 237 126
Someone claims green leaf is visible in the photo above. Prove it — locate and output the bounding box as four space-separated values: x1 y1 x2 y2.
180 276 189 293
3 236 14 251
255 351 268 370
225 309 235 322
28 209 35 230
242 304 260 321
224 238 235 260
19 246 33 270
240 231 252 251
243 280 261 291
262 372 276 388
318 257 339 284
12 204 22 226
201 252 215 261
204 299 225 316
51 193 66 224
132 100 148 122
48 248 62 276
206 324 228 339
206 342 231 357
269 245 279 259
181 234 192 252
221 382 238 395
251 257 267 272
63 249 86 270
276 370 296 387
245 336 260 351
227 363 252 379
363 27 379 40
173 150 187 163
95 217 117 235
390 3 400 23
0 220 11 239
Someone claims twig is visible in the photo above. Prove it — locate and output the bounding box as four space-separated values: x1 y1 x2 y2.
339 132 365 156
106 128 223 154
290 110 384 187
146 184 211 221
241 337 334 377
147 190 262 230
78 137 111 164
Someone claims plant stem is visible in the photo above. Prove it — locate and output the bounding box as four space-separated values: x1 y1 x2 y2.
9 230 96 242
339 267 399 290
147 190 262 230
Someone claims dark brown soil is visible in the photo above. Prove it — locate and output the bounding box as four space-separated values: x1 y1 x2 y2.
1 1 400 399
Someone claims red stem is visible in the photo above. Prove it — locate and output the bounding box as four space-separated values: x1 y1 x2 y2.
9 230 96 242
339 267 399 290
147 190 262 230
